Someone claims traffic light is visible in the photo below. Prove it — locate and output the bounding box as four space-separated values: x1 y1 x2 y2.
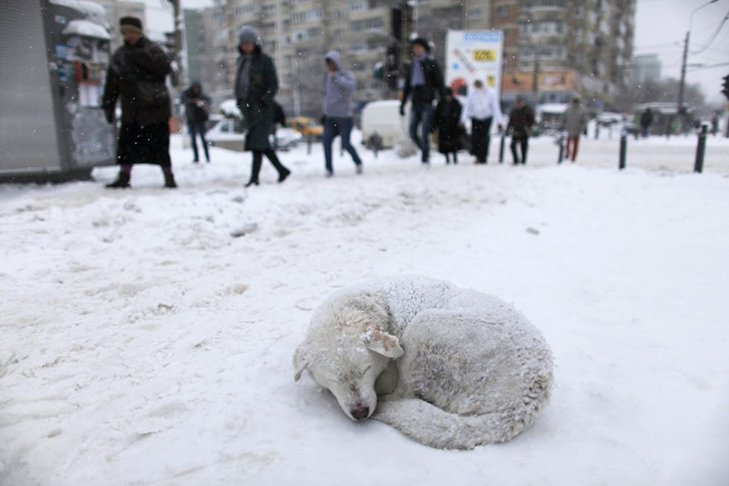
722 74 729 100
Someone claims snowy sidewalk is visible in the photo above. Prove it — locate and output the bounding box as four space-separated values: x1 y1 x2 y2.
1 133 728 485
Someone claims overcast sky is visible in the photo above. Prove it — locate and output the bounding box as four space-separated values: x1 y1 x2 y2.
144 0 729 104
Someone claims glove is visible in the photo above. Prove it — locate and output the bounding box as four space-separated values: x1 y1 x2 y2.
399 104 405 116
104 107 115 124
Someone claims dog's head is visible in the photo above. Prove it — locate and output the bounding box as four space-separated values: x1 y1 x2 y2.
293 324 403 421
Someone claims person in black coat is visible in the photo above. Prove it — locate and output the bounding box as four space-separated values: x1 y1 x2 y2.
639 108 653 138
432 87 462 164
506 95 535 165
181 81 211 163
102 16 176 188
400 36 444 164
234 26 290 187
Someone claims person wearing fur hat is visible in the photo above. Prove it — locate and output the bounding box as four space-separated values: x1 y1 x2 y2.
234 26 290 187
400 36 444 165
102 16 176 188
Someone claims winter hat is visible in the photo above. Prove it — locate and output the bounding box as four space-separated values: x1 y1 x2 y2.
410 36 431 52
238 26 261 45
119 16 143 34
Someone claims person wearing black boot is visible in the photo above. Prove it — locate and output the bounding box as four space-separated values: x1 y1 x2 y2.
234 26 290 187
102 16 177 189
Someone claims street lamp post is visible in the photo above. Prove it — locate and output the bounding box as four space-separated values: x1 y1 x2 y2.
678 0 718 123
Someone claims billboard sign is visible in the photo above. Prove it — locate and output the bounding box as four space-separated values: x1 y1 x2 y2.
445 30 503 97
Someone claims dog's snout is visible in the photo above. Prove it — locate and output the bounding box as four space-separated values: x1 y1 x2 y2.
351 406 370 420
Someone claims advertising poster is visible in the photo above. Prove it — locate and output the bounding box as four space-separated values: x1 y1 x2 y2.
445 30 503 97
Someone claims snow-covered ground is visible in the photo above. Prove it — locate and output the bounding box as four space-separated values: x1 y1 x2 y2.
1 131 728 485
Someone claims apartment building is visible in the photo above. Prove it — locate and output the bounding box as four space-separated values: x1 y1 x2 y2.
491 0 635 109
210 0 635 115
219 0 394 117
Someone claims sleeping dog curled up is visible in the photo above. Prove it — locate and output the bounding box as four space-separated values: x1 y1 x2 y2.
293 276 553 450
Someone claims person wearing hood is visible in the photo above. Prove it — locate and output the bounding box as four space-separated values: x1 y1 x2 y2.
400 36 444 165
181 81 211 163
321 50 363 177
234 26 290 187
102 16 176 188
460 77 503 164
561 95 588 162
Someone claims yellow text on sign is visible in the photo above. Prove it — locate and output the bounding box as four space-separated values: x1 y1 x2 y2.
473 49 497 61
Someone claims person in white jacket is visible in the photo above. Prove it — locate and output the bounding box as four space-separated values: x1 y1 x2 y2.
460 78 504 164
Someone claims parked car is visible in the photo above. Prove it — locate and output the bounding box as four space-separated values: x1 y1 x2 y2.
206 118 245 151
206 118 303 152
287 116 323 140
273 127 304 151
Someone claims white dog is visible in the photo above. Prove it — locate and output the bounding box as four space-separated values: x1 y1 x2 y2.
293 276 554 450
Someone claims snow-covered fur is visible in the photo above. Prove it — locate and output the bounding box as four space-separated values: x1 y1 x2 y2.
293 276 554 450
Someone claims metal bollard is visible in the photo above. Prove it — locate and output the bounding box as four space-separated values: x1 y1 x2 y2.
557 136 564 164
499 134 505 163
619 130 627 170
694 125 707 173
307 134 312 155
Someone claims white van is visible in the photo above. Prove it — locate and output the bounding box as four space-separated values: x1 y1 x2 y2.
360 100 408 149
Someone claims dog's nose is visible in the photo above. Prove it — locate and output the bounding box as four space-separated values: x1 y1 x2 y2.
351 406 370 420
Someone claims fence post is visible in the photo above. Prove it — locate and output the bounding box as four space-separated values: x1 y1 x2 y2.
499 134 505 163
694 125 707 173
619 130 627 170
557 134 564 164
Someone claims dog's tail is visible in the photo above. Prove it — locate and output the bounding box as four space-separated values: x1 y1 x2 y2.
372 394 548 450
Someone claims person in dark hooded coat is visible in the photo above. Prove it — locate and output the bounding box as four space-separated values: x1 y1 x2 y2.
181 81 211 163
432 87 462 164
234 26 290 187
102 16 176 188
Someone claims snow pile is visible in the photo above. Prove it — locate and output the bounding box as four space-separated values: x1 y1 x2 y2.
1 132 728 485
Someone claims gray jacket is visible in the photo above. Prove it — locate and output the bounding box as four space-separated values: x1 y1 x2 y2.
322 50 357 118
563 102 588 137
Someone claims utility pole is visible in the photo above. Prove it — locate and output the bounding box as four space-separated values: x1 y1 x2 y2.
169 0 185 88
677 31 689 117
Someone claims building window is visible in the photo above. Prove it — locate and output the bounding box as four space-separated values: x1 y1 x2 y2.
497 5 508 18
350 1 367 12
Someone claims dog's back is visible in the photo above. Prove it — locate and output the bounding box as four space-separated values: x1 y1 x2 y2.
375 276 553 449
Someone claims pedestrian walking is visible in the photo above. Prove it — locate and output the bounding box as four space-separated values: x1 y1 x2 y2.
400 36 444 165
460 77 503 164
562 95 588 162
639 107 653 139
181 81 211 163
102 16 176 188
321 50 363 177
506 95 535 165
234 26 290 187
432 87 462 164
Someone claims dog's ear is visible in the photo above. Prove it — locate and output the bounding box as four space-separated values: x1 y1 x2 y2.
293 344 309 382
362 327 404 359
